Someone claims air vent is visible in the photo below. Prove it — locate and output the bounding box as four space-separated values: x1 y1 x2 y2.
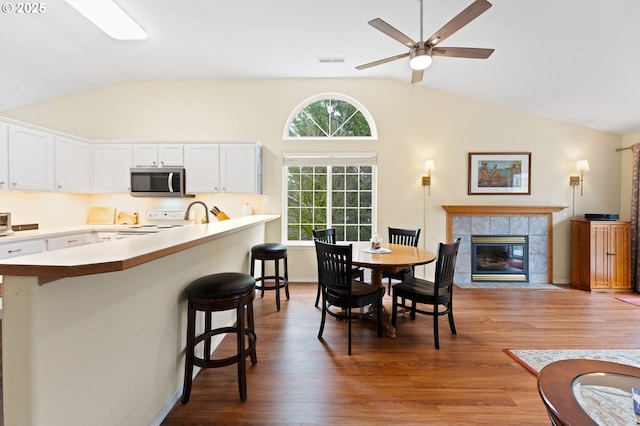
318 57 345 64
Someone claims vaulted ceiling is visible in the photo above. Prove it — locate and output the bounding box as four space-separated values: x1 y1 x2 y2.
2 0 639 134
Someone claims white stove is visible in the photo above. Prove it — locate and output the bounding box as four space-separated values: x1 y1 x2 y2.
144 209 194 226
119 209 194 234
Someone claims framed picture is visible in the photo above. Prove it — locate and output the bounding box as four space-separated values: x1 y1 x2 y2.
468 152 531 195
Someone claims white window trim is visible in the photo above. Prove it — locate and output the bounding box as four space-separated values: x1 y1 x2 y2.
282 152 378 246
283 92 378 140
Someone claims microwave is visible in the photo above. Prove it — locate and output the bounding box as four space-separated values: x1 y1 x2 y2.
130 168 193 197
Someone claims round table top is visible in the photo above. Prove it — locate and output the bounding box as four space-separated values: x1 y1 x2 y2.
351 243 436 268
537 359 640 426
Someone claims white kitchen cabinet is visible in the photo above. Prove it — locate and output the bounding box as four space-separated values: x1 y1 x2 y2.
0 122 7 191
220 143 262 194
184 144 220 193
93 144 133 193
8 124 54 192
0 239 46 259
46 233 94 251
184 142 261 194
133 144 183 167
54 136 91 193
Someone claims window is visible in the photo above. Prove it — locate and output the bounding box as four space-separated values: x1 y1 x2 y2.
283 93 377 140
283 153 377 244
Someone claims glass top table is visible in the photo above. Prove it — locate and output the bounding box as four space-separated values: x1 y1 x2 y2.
537 359 640 426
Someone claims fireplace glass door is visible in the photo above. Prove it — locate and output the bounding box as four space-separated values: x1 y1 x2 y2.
471 235 528 282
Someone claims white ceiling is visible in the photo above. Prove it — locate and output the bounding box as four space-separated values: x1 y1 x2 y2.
2 0 640 135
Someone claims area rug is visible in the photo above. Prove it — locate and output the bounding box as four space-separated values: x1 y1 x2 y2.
616 297 640 308
506 349 640 426
504 348 640 376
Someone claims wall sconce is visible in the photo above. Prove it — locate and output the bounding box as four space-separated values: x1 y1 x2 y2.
569 159 590 196
422 160 435 195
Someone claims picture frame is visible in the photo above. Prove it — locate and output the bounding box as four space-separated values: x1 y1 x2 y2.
468 152 531 195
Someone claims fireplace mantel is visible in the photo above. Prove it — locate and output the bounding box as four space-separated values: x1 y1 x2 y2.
442 205 566 215
443 205 567 284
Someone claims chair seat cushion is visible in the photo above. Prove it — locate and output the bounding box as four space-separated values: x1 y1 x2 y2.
393 277 449 299
187 272 256 300
251 243 287 256
326 280 382 308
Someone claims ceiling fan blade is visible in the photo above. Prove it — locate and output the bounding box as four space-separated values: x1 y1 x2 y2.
411 69 424 84
355 52 410 70
425 0 492 47
432 47 494 59
368 18 417 49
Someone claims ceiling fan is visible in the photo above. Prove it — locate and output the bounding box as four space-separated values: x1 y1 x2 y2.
356 0 495 84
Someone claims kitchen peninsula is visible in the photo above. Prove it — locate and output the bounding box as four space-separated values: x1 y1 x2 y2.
0 215 278 426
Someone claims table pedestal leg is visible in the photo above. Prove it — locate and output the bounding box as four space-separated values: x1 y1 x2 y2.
369 269 396 338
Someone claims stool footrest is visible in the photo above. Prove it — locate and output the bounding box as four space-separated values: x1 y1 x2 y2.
193 329 257 369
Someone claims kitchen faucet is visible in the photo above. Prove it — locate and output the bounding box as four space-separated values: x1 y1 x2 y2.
184 201 210 224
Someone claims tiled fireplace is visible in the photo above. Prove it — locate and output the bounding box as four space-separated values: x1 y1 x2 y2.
442 206 565 284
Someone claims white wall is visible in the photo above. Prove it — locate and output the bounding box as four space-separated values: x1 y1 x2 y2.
2 78 624 283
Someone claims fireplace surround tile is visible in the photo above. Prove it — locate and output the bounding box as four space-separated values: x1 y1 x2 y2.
443 205 566 285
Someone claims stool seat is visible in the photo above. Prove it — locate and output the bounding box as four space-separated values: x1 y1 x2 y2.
250 243 289 311
251 243 287 256
187 273 256 299
182 272 257 403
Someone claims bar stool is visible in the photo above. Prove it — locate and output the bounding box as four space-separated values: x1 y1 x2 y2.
250 243 289 311
182 272 257 403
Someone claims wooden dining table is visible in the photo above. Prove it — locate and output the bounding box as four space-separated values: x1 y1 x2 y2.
351 242 437 337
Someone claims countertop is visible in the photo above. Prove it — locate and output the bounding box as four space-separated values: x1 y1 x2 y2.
0 215 279 282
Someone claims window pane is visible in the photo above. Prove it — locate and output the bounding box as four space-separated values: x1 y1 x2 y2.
359 209 372 224
288 225 300 240
314 191 326 206
300 208 313 223
288 191 300 207
345 209 358 224
334 226 345 241
332 174 345 190
332 208 345 223
313 208 326 223
332 191 345 207
359 226 372 241
345 226 359 241
345 192 359 207
287 208 300 223
301 225 314 241
360 191 372 207
359 174 372 190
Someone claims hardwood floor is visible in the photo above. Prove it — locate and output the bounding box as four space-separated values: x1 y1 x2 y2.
162 282 640 425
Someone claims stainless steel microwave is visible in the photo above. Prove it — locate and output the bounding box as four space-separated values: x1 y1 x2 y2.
130 168 193 197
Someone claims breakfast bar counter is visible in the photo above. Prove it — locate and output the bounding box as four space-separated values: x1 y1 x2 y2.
0 215 279 426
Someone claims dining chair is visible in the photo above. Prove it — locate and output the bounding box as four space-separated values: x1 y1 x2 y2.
383 227 421 295
391 238 461 349
312 228 365 307
315 240 383 355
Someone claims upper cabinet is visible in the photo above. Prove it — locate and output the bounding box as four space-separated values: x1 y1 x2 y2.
220 143 262 194
133 144 183 167
184 144 220 194
93 144 133 193
8 124 54 192
0 122 8 191
184 142 261 194
54 136 91 193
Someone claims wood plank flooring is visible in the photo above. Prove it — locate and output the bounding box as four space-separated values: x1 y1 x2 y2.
163 282 640 425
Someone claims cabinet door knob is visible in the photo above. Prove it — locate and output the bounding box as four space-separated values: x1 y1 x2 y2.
607 252 616 256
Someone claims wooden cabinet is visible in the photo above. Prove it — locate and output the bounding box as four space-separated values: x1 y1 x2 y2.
133 144 183 167
570 220 631 291
8 124 54 192
54 136 91 193
93 144 133 193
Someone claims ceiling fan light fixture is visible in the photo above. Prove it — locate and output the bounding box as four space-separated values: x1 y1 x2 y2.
410 49 432 70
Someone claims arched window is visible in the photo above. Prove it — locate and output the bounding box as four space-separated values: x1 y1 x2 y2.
283 93 377 140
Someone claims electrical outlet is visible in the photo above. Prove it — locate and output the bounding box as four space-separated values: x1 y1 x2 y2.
264 195 270 203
